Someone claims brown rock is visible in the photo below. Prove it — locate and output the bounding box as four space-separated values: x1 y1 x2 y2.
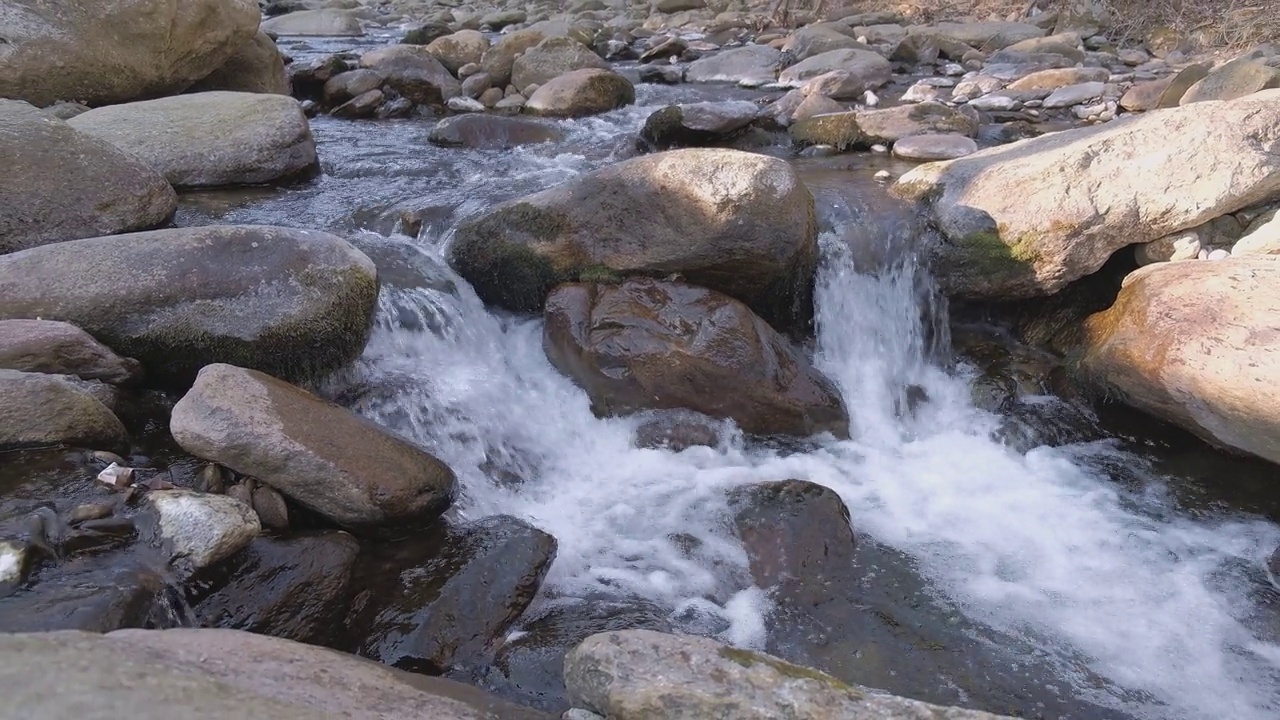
0 319 141 385
188 31 290 95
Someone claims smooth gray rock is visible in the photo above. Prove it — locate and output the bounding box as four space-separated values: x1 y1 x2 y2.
261 8 364 36
0 319 141 384
188 31 291 95
148 490 260 577
685 45 781 85
0 370 127 451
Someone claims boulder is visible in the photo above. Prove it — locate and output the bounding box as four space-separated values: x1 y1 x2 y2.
429 115 565 149
0 225 378 385
0 0 260 107
856 101 977 143
401 22 452 46
448 148 818 331
261 8 364 36
998 32 1085 62
0 370 127 451
0 629 555 719
68 92 317 188
1180 57 1280 104
783 24 862 61
0 101 176 254
777 48 892 89
564 630 1018 720
425 30 491 75
482 29 554 89
0 320 140 385
148 490 260 577
543 279 848 437
524 69 635 118
1233 208 1280 256
511 37 609 95
1119 62 1210 111
1081 256 1280 465
893 90 1280 299
169 363 457 536
1007 66 1110 92
1053 0 1111 36
798 69 883 100
921 21 1045 48
893 134 978 161
188 31 291 95
685 45 781 85
347 516 555 673
639 101 758 150
1041 81 1105 109
323 69 385 107
359 46 461 106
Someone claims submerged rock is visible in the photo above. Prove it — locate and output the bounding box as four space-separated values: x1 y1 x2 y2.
543 279 849 438
429 115 565 149
68 92 318 189
0 225 378 385
0 370 127 452
0 568 176 633
170 364 456 536
524 69 635 118
0 320 141 385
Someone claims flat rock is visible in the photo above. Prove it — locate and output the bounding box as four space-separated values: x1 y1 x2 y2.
0 370 127 452
1008 66 1109 92
428 114 565 149
261 8 364 36
685 45 780 85
68 92 317 188
783 24 862 62
639 100 758 150
0 319 140 385
1041 81 1105 108
777 48 892 89
893 133 979 161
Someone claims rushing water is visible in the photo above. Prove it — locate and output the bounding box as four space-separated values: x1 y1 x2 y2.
170 42 1280 718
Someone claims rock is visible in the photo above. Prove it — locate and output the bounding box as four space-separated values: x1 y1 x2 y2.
777 49 892 89
1054 0 1111 36
68 93 317 189
1041 81 1105 108
480 9 526 30
360 45 461 106
447 96 486 113
511 37 609 95
0 568 173 633
251 484 291 530
858 102 978 143
524 69 635 118
653 0 704 11
0 629 555 719
448 148 818 332
639 101 758 150
333 89 385 119
783 24 862 61
0 225 377 385
893 134 978 161
0 370 127 451
482 29 554 89
347 516 556 673
426 30 491 75
1119 63 1213 112
892 33 940 64
0 101 176 254
788 112 862 151
1134 231 1202 265
461 72 492 98
429 115 565 149
0 320 140 385
1081 256 1280 465
0 0 260 107
633 410 728 450
999 32 1085 62
798 69 882 101
640 37 687 63
148 490 260 576
479 87 504 108
638 65 684 84
543 279 848 437
402 22 451 46
1180 57 1280 104
892 89 1280 299
193 533 359 646
324 69 385 107
922 21 1045 49
170 363 456 536
1008 66 1109 92
288 54 349 101
261 8 363 36
188 31 290 95
0 541 33 596
564 629 1018 720
1234 209 1280 255
685 45 781 85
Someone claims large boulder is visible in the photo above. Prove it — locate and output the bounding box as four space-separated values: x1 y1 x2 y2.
170 363 457 536
260 8 364 36
1080 256 1280 465
187 31 291 95
0 225 378 385
425 30 491 75
0 629 554 719
564 629 1017 720
685 45 780 85
524 69 635 118
777 48 892 89
0 0 260 107
511 37 609 95
1180 57 1280 104
543 279 849 437
893 90 1280 299
68 92 317 189
447 148 819 332
0 370 128 451
0 101 175 254
0 319 140 385
359 46 461 106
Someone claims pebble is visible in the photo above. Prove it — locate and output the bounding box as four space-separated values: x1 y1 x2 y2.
941 63 966 76
874 170 892 182
870 144 888 153
446 96 485 113
1208 249 1231 260
862 90 879 106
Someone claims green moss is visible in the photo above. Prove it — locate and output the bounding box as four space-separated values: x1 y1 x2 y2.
717 647 863 698
956 228 1041 282
577 265 623 284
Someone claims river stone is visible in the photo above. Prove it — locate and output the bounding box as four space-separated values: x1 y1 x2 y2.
480 9 526 30
193 533 359 646
783 24 862 62
1081 256 1280 465
789 111 861 151
0 225 378 385
0 370 127 451
261 8 364 36
448 148 818 332
685 45 781 85
482 29 554 89
856 102 978 144
188 31 291 95
1008 66 1110 92
564 629 1019 720
639 100 758 150
999 32 1085 62
893 89 1280 299
429 114 565 149
1053 0 1111 36
893 134 978 161
0 568 172 633
511 37 609 95
0 0 260 107
1134 230 1202 265
426 30 491 75
0 320 140 385
798 69 883 100
333 89 384 119
923 21 1046 49
1041 81 1105 109
777 48 892 90
0 629 555 719
359 45 461 106
68 92 316 188
347 516 556 674
1233 209 1280 256
524 69 635 118
1180 57 1280 104
170 363 456 535
148 490 260 576
1124 62 1211 110
543 280 849 438
0 101 176 254
324 69 385 107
